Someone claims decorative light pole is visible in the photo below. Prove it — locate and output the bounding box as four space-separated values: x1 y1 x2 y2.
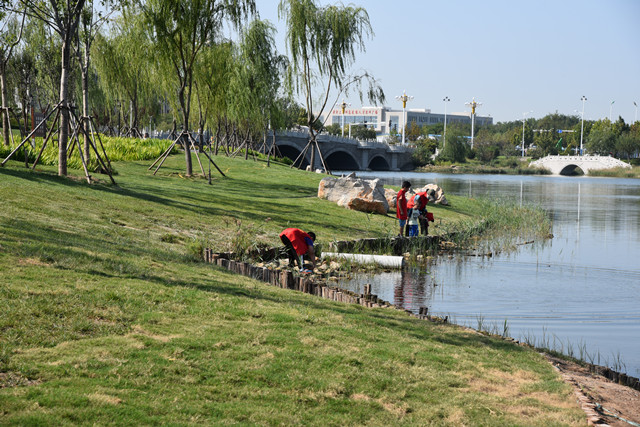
634 101 638 123
465 97 482 149
609 100 615 122
521 111 532 157
395 90 413 144
580 96 587 156
443 96 450 148
340 99 350 137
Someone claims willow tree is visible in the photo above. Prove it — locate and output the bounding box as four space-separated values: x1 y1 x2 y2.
74 1 114 161
140 0 255 177
194 41 233 155
92 11 151 137
278 0 384 172
229 19 286 159
0 8 25 146
192 40 232 152
18 0 86 176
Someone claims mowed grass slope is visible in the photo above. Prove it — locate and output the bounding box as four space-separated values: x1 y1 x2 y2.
0 156 583 425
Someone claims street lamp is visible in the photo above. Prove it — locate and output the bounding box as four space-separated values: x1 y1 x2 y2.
443 96 450 148
635 101 638 123
340 99 350 137
395 90 413 144
465 97 482 149
609 100 615 122
521 111 532 157
580 96 587 156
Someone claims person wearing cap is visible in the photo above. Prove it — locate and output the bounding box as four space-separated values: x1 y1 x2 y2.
396 181 411 236
279 228 317 270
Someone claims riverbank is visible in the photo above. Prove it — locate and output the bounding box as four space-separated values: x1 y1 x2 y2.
0 156 585 425
416 157 551 175
417 158 640 178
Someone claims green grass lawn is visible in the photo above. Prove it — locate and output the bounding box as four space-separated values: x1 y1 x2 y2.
0 155 583 425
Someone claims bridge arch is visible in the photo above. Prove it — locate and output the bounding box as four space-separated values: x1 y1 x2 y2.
324 150 360 170
368 155 390 171
559 164 585 176
277 143 309 169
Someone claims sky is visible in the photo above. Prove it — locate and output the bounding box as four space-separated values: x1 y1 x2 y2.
252 0 640 124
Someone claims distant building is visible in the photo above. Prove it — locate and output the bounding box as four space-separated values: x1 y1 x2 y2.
322 105 493 140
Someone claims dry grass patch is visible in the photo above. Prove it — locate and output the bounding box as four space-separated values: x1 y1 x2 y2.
129 325 183 343
87 392 123 406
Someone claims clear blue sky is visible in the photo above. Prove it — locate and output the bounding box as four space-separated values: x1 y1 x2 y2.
254 0 640 124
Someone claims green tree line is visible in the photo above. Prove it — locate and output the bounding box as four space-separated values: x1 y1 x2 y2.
405 113 640 165
1 0 381 176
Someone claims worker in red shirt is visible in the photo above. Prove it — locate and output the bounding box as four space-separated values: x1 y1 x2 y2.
396 181 411 236
407 190 431 235
279 228 317 271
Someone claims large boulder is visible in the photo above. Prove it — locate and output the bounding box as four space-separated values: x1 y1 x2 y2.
384 184 448 213
318 175 389 215
419 184 449 205
384 188 398 212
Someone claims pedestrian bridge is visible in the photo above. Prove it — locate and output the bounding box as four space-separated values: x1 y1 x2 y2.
270 130 415 171
529 155 632 175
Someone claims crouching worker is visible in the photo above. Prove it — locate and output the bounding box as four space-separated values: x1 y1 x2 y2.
279 228 317 271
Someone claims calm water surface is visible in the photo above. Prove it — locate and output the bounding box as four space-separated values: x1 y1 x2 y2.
333 172 640 376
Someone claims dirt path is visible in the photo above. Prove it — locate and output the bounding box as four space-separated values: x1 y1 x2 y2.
545 354 640 426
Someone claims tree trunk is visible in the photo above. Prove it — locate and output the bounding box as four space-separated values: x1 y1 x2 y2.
0 69 10 146
198 111 205 152
178 86 192 176
129 99 133 132
133 91 139 131
59 40 72 176
170 118 177 140
81 63 90 162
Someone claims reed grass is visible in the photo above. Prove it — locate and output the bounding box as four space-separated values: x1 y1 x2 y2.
587 166 640 178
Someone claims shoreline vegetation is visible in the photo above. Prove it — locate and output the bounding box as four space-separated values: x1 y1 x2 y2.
0 153 590 425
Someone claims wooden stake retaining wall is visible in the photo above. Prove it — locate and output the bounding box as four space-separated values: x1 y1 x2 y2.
204 249 403 311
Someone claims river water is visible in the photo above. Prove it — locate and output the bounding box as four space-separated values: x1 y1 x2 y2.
333 172 640 376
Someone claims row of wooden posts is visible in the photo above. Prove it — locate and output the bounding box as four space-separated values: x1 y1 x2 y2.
203 248 391 309
591 365 640 391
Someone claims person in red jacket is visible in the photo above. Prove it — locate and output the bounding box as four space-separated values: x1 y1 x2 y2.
279 228 317 270
408 190 432 235
396 181 411 236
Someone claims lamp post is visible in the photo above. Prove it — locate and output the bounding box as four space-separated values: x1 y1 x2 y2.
340 99 350 137
395 90 413 144
465 97 482 149
521 111 532 157
609 100 615 122
580 96 587 156
634 101 638 123
443 96 450 148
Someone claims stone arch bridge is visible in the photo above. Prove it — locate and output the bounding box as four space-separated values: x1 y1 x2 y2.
530 155 632 175
270 130 415 171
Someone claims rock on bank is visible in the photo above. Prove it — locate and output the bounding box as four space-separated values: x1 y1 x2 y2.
318 175 389 215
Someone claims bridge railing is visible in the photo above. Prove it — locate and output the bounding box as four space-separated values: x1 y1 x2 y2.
275 129 413 152
530 154 631 169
